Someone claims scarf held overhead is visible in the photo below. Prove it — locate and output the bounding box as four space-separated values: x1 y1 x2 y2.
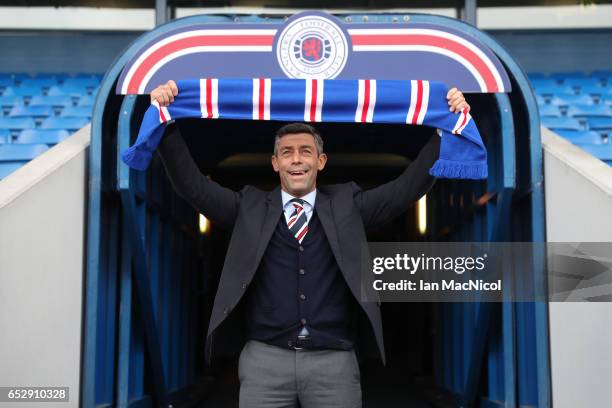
121 78 488 179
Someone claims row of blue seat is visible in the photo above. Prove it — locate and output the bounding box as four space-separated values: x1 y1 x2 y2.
533 84 612 97
0 73 101 180
0 117 89 132
0 85 100 98
0 129 69 145
0 77 100 88
536 93 612 107
542 117 612 132
0 95 95 109
0 105 92 119
538 103 612 118
528 70 612 79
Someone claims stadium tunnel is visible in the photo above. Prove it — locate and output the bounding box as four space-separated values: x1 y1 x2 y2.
83 12 549 408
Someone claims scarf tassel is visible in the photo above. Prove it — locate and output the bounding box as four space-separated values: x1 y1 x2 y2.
429 159 488 180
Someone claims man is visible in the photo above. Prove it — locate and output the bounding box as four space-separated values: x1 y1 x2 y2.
152 80 469 407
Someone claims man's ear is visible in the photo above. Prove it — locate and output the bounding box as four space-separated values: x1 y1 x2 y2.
271 155 279 172
317 153 328 171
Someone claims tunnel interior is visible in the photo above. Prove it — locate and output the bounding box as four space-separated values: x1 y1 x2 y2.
126 92 499 407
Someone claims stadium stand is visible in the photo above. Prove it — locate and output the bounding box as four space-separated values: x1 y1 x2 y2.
533 71 612 165
0 73 98 180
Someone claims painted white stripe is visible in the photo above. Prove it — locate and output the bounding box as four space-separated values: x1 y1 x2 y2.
416 80 429 125
348 28 504 92
366 79 377 123
315 79 324 122
353 44 488 92
121 29 277 93
136 46 272 94
304 79 312 122
211 78 219 119
406 80 418 124
355 79 365 123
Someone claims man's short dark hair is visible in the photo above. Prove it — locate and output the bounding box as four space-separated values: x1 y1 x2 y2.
274 122 324 156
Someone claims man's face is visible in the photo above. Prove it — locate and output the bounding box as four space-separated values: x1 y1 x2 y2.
271 133 327 197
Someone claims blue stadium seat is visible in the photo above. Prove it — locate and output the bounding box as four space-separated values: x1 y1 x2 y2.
538 104 561 117
535 94 546 106
20 78 58 89
0 143 49 162
528 73 547 80
75 73 99 79
17 129 70 145
550 94 595 108
551 71 586 80
567 104 612 118
0 95 24 109
77 95 95 107
542 117 582 131
579 84 610 97
588 117 612 131
0 162 24 179
9 105 54 119
0 117 36 131
63 78 100 89
0 129 9 144
2 86 44 98
29 95 73 108
61 106 92 118
563 77 604 89
555 130 604 145
47 86 87 97
12 73 31 83
591 70 612 80
531 78 558 88
41 116 89 131
580 144 612 165
0 77 14 88
534 84 575 96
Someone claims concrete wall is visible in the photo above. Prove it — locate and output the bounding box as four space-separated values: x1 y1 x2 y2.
542 127 612 408
0 126 90 408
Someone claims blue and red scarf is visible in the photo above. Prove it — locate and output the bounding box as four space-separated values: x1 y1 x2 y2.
121 78 487 179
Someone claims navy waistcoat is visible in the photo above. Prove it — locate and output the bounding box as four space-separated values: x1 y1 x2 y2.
245 208 356 350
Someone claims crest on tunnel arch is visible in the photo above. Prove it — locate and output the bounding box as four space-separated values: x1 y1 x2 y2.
275 13 349 79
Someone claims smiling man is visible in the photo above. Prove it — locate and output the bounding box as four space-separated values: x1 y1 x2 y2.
152 79 469 408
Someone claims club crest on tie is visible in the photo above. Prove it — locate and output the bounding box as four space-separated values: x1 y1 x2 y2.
275 13 349 79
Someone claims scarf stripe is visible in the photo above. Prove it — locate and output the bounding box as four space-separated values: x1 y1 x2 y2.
200 78 219 119
356 79 377 123
252 78 271 120
122 78 487 180
304 79 323 122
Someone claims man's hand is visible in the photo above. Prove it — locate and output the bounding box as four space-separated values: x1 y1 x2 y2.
150 80 178 107
447 87 470 113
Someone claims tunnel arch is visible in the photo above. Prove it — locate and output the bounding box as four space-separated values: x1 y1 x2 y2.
84 11 549 408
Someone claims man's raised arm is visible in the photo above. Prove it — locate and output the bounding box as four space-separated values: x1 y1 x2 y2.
153 80 240 231
354 87 471 230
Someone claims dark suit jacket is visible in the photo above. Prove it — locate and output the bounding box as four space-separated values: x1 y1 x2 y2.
157 123 441 367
